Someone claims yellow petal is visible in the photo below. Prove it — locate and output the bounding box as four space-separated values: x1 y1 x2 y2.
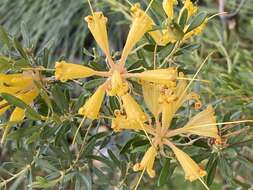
133 146 157 178
120 3 154 64
17 88 40 104
78 84 106 120
121 93 147 122
134 68 178 86
55 61 97 82
142 81 161 117
111 111 143 132
84 12 110 57
183 0 198 17
0 73 35 95
161 102 174 129
170 144 206 181
174 72 202 112
0 100 10 116
163 0 178 19
10 107 26 122
0 73 23 83
1 108 26 144
179 105 219 139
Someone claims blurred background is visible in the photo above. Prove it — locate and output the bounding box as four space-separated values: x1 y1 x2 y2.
0 0 252 189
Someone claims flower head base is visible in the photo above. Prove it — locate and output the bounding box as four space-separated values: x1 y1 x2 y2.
169 143 207 181
84 12 110 58
133 146 157 178
120 3 154 64
163 0 178 19
78 84 106 120
55 61 97 82
107 71 129 96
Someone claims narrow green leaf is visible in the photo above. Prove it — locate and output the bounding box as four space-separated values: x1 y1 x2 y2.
237 155 253 170
178 9 188 28
108 149 121 169
186 12 207 33
1 93 27 109
86 155 115 169
51 84 69 113
83 78 105 90
158 158 171 187
206 157 218 186
14 38 28 59
0 92 42 120
0 26 12 48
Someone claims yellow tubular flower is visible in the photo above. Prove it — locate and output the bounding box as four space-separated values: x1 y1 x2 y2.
128 5 167 46
121 93 148 123
120 3 154 64
78 84 106 120
163 0 178 19
84 12 111 58
55 61 97 82
133 146 157 178
133 68 178 87
184 0 198 17
160 72 201 129
111 110 143 132
107 71 128 96
176 105 219 139
142 82 161 117
170 143 207 181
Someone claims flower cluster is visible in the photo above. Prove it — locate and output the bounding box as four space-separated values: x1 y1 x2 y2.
53 0 219 187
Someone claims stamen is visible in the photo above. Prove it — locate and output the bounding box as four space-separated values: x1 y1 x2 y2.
144 0 155 14
87 0 94 15
198 177 210 190
139 120 154 147
180 52 214 100
125 0 133 6
208 12 228 20
192 120 253 128
134 168 145 190
72 117 86 145
21 67 55 71
177 77 210 83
